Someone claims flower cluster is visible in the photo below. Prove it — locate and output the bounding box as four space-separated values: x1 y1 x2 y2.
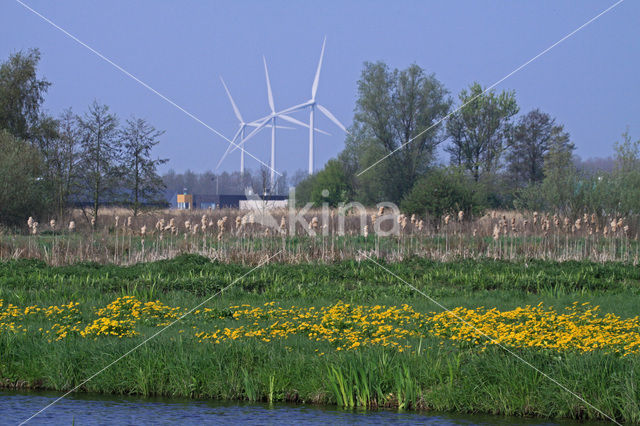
428 302 640 356
1 297 639 356
0 299 82 340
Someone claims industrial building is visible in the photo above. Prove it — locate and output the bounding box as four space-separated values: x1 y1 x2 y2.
176 191 287 210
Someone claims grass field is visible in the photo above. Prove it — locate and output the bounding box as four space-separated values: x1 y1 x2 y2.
1 255 639 423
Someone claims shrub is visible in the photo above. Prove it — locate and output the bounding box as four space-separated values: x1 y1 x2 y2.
400 167 486 219
295 160 352 207
0 130 49 226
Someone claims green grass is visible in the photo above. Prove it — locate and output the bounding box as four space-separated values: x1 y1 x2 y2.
1 255 639 423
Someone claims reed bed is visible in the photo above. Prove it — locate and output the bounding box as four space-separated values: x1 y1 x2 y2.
2 209 638 265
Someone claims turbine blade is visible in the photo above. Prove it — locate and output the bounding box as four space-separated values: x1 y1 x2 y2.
245 120 294 130
279 114 330 135
317 104 349 134
216 127 243 170
247 122 295 130
230 116 271 154
263 56 275 113
278 101 311 115
219 76 243 123
278 114 310 128
311 36 326 100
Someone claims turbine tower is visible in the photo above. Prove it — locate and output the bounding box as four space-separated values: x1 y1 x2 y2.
264 56 277 190
216 77 292 176
280 37 350 174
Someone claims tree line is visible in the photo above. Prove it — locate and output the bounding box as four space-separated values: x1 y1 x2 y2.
297 61 640 219
0 49 167 227
2 49 637 226
162 167 298 201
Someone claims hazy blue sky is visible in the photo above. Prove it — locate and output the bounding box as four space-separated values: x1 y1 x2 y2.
2 1 638 176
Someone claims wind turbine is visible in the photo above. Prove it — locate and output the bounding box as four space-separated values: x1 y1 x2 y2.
224 57 331 191
280 37 350 174
216 77 292 176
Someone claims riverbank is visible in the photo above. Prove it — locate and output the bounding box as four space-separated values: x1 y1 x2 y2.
1 255 639 423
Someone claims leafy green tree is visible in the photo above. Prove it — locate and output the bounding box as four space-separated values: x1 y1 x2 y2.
0 130 47 226
401 167 486 220
506 109 558 186
120 117 167 216
445 83 519 181
347 62 451 203
293 173 314 207
612 130 640 214
0 49 51 141
340 126 387 204
539 125 577 213
0 49 54 225
309 159 351 207
76 102 121 227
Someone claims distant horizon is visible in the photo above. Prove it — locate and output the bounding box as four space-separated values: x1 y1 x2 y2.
3 1 637 176
160 150 619 177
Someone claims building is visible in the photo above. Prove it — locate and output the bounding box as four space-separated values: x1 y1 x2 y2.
176 193 193 210
176 191 288 210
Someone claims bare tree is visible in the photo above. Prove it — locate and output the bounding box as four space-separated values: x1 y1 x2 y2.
120 117 167 216
76 101 121 228
37 109 80 220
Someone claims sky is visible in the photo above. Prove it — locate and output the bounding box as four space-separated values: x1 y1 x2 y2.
2 1 638 177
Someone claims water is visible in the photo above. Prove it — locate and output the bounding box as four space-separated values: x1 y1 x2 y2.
1 391 600 425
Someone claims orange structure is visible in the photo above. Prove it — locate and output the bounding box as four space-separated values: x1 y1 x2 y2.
176 193 193 210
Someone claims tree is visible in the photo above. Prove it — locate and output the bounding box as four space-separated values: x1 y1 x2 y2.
293 174 314 207
289 169 308 187
348 62 451 203
274 170 288 196
0 130 47 226
251 166 271 196
0 49 54 226
445 83 519 181
613 130 640 174
401 167 486 220
612 130 640 214
506 109 557 186
120 117 167 216
539 125 576 213
76 102 121 227
309 159 351 207
0 49 51 141
34 109 80 220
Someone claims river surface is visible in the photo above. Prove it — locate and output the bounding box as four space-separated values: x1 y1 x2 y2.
1 391 605 425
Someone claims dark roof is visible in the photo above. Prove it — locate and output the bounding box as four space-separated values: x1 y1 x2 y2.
191 194 288 208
